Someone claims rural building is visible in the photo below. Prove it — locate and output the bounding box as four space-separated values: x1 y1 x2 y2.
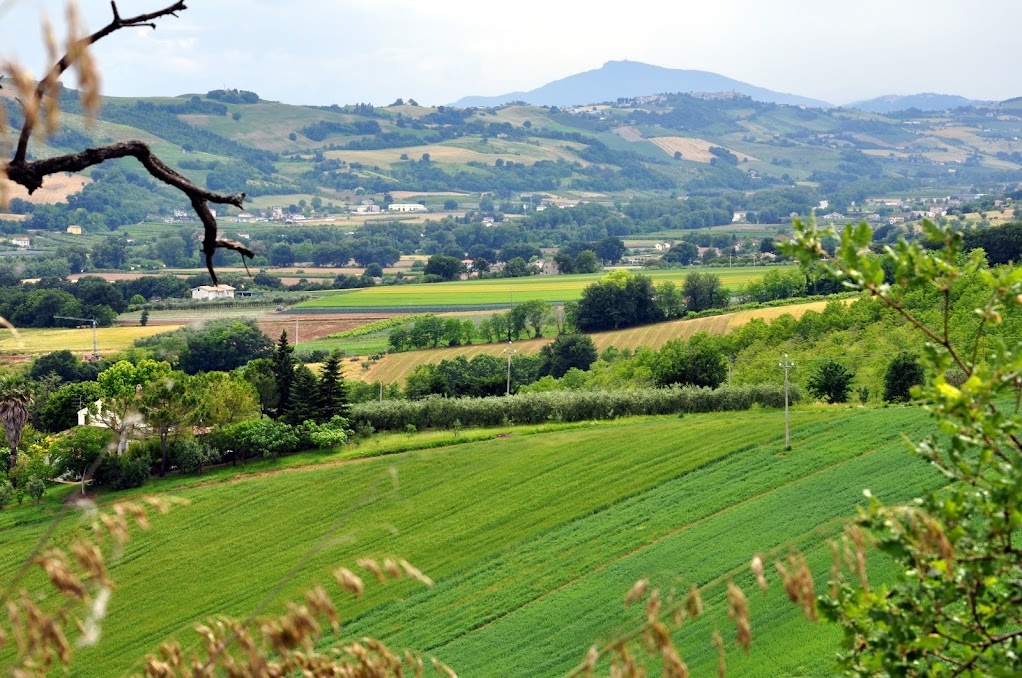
191 285 236 300
66 224 82 235
349 201 381 214
388 203 428 213
10 237 30 248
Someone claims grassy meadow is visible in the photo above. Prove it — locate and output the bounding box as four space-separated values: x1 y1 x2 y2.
297 267 771 310
0 325 180 355
0 405 944 676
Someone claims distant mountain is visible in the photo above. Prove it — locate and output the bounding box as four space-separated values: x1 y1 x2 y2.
452 60 831 109
849 93 991 114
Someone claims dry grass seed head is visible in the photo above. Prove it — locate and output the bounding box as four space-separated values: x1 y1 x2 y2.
683 585 702 619
625 578 649 608
829 539 843 597
40 15 60 138
750 555 767 592
399 560 434 587
65 3 100 121
71 540 112 588
711 630 726 678
847 524 869 591
334 567 365 598
358 557 385 582
582 644 600 674
305 585 340 632
383 558 402 579
725 581 751 653
645 587 661 623
661 644 688 678
36 549 86 600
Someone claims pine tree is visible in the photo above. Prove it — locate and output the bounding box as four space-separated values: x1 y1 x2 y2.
314 350 349 423
286 365 318 425
271 330 295 419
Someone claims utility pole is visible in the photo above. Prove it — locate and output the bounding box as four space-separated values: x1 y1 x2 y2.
503 340 518 396
779 353 795 449
728 354 736 388
294 318 299 347
54 315 98 358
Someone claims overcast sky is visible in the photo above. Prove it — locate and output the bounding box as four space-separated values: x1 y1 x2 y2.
1 0 1020 107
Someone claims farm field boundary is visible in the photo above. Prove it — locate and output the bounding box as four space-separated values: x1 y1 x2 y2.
295 267 776 311
363 299 837 384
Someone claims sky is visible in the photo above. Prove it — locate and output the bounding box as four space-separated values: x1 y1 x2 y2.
1 0 1020 108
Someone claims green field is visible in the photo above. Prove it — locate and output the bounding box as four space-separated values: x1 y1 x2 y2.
0 405 944 676
296 267 771 310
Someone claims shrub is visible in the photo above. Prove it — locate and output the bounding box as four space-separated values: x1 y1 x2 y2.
295 416 351 450
24 475 45 503
213 418 299 460
883 351 924 402
0 479 14 509
806 359 854 403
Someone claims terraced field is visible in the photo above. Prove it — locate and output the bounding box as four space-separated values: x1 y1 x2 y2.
297 267 771 311
363 300 836 384
0 405 941 676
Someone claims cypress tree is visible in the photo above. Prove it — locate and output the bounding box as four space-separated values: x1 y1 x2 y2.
271 330 295 419
314 350 349 423
287 364 318 425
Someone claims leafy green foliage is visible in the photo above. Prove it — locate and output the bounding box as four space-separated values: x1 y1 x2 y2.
806 359 854 403
538 334 598 379
573 271 663 332
683 272 729 313
177 319 273 375
785 215 1022 674
883 351 924 403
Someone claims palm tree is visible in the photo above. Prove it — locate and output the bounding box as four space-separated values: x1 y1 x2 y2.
0 373 33 471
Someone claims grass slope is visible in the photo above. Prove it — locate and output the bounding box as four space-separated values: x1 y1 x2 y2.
0 406 942 676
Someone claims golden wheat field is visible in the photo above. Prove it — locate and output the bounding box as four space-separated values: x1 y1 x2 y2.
362 300 835 384
647 136 757 163
0 325 180 355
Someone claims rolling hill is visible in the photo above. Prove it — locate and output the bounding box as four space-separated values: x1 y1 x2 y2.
0 405 944 676
848 92 992 113
453 59 832 108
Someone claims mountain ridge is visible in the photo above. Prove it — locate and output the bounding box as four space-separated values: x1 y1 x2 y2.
452 60 832 109
848 92 992 113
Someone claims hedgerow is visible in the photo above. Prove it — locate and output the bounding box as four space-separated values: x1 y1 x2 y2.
351 384 800 431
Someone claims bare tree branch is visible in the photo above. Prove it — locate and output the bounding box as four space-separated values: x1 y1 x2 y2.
12 1 187 164
2 2 255 285
5 140 251 285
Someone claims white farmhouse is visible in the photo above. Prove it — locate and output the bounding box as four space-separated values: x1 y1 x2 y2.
191 285 235 300
388 203 428 213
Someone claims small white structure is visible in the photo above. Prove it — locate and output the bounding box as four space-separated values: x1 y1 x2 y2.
10 237 30 248
388 203 428 213
191 285 236 300
349 202 381 214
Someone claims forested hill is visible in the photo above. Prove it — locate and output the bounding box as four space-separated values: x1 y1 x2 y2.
10 84 1022 214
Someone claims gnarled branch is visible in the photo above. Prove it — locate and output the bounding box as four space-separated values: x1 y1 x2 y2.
2 2 253 285
13 1 187 164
